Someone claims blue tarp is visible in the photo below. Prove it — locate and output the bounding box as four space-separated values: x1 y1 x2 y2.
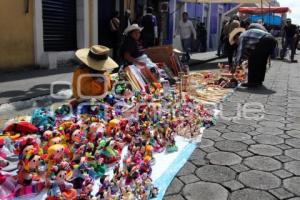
250 14 282 25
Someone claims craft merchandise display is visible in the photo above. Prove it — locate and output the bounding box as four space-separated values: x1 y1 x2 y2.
187 64 247 103
0 83 217 200
0 48 245 199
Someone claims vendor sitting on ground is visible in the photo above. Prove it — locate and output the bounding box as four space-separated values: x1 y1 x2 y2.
72 45 118 98
121 24 145 66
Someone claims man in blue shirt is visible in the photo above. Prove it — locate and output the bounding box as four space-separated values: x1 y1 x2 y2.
230 26 277 87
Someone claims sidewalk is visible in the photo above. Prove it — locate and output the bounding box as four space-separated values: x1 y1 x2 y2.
164 55 300 199
0 66 75 105
189 51 219 66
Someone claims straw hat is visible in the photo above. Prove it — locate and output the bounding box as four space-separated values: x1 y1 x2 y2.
229 28 245 45
75 45 118 71
124 24 143 35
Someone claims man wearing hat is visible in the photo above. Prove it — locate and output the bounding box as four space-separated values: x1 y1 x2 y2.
280 18 298 63
72 45 118 98
222 15 241 68
230 27 276 87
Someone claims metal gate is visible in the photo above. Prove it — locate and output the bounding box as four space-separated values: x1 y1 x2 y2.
42 0 77 51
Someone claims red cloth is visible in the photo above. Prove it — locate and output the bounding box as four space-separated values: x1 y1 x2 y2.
239 7 289 14
3 121 38 135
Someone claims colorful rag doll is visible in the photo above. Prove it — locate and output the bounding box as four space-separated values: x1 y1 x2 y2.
79 176 94 200
70 157 94 193
57 120 79 142
13 136 45 197
70 129 87 161
46 144 70 178
14 136 44 185
96 138 121 164
31 107 55 131
46 162 77 200
0 140 16 200
87 122 106 142
143 144 155 166
91 151 107 178
106 119 120 137
42 130 65 151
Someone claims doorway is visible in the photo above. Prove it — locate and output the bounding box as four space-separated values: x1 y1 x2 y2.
98 0 116 47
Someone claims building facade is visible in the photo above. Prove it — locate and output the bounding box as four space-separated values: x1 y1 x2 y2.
167 0 236 50
1 0 268 70
0 0 100 70
0 0 162 70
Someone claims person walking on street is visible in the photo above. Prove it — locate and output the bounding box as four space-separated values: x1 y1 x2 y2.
280 18 298 63
109 11 122 64
223 15 240 68
230 27 277 88
217 20 228 56
294 26 300 55
174 12 197 62
140 7 158 48
197 22 207 52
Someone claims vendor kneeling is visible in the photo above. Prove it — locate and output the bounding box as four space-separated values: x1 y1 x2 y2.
72 45 118 98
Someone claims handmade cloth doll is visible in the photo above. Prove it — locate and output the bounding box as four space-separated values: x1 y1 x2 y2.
46 144 70 178
14 136 43 185
13 136 45 197
47 162 77 200
31 107 55 131
0 141 16 200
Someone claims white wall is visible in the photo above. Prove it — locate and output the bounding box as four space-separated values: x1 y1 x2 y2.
33 0 90 69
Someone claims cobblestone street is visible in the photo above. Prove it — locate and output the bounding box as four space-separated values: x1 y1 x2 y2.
164 55 300 200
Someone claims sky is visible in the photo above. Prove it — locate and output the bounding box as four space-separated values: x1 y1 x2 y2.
278 0 300 24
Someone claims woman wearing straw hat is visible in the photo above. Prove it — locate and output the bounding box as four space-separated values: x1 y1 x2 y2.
72 45 118 98
230 27 276 87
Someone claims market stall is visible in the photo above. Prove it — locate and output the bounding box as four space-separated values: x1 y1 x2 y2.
238 7 289 26
0 45 246 200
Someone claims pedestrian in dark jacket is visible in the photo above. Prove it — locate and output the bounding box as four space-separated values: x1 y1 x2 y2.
280 18 298 63
109 11 122 64
223 15 241 68
140 7 158 48
217 20 228 56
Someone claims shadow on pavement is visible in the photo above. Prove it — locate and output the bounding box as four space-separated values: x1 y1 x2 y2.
0 64 77 83
236 85 276 95
190 59 227 71
0 84 69 105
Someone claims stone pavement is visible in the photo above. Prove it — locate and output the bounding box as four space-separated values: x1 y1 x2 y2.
164 56 300 200
189 51 219 66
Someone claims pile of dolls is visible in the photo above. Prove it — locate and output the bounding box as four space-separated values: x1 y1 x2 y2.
0 87 216 200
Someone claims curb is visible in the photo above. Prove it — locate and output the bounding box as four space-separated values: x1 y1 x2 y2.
189 56 220 66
